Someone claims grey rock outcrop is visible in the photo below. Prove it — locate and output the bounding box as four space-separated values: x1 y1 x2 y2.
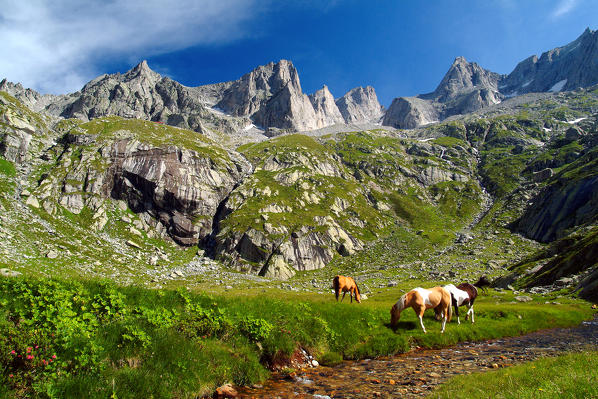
383 97 440 129
308 85 345 128
53 61 213 133
383 57 502 129
512 174 598 243
106 139 250 245
34 123 251 246
335 86 384 123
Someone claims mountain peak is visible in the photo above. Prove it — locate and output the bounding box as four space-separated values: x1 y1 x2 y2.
453 56 468 66
125 60 160 81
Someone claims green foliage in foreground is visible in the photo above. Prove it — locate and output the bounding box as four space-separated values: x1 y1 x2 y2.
430 350 598 399
0 276 594 398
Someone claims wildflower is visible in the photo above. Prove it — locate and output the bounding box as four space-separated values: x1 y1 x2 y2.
51 354 57 359
26 355 34 360
26 347 32 353
9 374 13 378
10 350 15 354
35 345 39 349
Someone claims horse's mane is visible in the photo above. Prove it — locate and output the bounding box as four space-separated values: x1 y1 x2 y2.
353 281 360 295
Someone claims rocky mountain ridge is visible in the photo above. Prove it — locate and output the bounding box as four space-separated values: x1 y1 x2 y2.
1 60 384 139
384 28 598 129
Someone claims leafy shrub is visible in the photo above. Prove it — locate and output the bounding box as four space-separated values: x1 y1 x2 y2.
239 316 273 342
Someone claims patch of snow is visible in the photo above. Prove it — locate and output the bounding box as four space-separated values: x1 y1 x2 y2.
242 123 256 131
420 120 439 126
542 127 552 133
504 91 519 98
549 79 567 92
522 80 533 88
566 117 586 124
418 138 435 142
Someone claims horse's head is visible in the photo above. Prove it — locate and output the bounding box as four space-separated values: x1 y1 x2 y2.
390 303 401 327
354 282 362 303
390 296 405 327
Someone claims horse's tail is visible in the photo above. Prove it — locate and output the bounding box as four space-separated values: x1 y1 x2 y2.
333 276 340 300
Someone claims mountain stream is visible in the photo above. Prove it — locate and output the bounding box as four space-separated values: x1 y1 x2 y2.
237 316 598 398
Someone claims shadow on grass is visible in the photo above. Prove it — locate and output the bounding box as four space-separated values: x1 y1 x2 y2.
388 321 417 332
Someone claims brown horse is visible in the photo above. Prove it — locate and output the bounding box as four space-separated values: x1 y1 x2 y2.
473 275 491 294
333 275 361 303
390 287 451 333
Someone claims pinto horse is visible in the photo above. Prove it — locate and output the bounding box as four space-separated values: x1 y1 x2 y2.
441 283 478 324
390 287 451 333
333 275 361 303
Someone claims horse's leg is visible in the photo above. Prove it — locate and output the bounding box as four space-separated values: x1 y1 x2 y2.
350 288 353 303
441 306 447 333
341 291 346 302
335 289 339 302
416 306 426 334
468 305 475 323
454 303 460 325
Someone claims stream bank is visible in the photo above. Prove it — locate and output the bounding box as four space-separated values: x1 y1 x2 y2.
237 316 598 398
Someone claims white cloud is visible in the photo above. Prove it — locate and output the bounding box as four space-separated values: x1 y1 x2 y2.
551 0 578 19
0 0 265 94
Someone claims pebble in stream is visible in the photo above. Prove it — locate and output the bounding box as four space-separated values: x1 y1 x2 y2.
237 318 598 398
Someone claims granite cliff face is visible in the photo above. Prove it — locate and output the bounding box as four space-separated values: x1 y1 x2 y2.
309 85 345 128
335 86 384 124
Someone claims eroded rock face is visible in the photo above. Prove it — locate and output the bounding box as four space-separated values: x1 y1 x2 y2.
512 174 598 243
106 140 250 245
309 85 345 128
335 86 384 124
0 92 48 163
383 97 439 129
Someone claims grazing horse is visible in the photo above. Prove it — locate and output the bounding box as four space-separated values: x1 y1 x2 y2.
333 275 361 303
473 276 491 294
390 287 451 333
456 283 478 322
441 284 477 324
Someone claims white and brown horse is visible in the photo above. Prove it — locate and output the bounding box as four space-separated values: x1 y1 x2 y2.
390 287 451 333
333 275 361 303
442 283 478 324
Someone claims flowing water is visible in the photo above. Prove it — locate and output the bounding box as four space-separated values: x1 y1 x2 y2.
238 317 598 398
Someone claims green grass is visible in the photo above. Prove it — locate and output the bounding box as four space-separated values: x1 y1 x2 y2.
0 158 16 176
0 276 594 398
430 351 598 399
74 116 230 164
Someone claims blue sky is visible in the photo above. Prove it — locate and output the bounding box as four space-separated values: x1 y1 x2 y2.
1 0 596 106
